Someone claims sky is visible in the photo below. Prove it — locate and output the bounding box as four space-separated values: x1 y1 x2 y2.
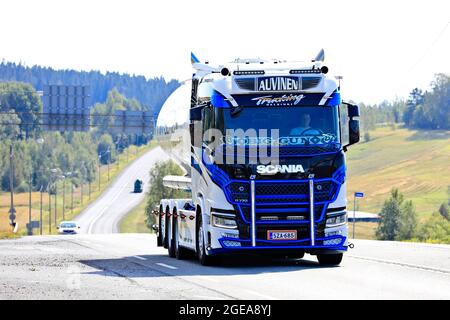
0 0 449 104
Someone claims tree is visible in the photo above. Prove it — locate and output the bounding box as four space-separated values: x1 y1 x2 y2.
376 189 417 241
144 161 189 229
376 189 403 240
403 88 423 127
0 82 42 136
397 200 417 240
97 134 116 164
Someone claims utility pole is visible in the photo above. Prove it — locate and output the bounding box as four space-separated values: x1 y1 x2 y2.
62 178 65 221
89 180 91 200
28 172 32 235
40 186 43 236
54 183 57 228
353 192 365 239
71 182 74 215
80 180 84 205
48 188 51 234
98 156 101 190
108 153 110 182
8 145 16 229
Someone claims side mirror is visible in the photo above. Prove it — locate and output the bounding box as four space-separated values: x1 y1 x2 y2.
349 119 360 145
343 102 360 149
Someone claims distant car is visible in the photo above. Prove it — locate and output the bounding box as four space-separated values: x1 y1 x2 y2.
57 221 80 234
134 179 143 193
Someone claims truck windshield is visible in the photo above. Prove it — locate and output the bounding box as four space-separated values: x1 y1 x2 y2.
215 106 340 146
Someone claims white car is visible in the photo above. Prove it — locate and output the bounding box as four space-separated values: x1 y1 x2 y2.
57 221 80 234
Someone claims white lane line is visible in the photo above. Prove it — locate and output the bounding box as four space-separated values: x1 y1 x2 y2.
244 289 275 300
133 255 147 261
347 254 450 274
156 262 178 270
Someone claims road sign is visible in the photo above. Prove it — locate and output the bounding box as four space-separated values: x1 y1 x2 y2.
26 221 40 229
42 85 91 132
112 110 154 134
355 192 364 198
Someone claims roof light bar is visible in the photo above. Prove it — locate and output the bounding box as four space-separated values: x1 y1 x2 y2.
289 69 322 74
233 70 265 76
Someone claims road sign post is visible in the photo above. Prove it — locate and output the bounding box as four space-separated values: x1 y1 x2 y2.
353 192 364 239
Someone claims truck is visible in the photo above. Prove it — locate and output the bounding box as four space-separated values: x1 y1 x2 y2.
153 50 360 266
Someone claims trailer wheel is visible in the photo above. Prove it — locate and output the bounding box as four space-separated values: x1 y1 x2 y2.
317 253 343 266
196 213 215 266
157 206 163 247
174 218 188 260
163 207 170 249
168 210 176 258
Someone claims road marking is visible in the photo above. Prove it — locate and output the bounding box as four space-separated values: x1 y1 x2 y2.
347 254 450 274
244 289 275 300
156 263 178 270
133 255 147 261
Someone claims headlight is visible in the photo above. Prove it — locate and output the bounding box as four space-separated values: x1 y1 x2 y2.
326 213 347 227
211 214 237 229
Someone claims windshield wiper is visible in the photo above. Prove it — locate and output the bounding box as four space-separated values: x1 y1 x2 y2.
230 106 244 118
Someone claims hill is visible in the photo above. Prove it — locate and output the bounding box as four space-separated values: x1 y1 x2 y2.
346 126 450 221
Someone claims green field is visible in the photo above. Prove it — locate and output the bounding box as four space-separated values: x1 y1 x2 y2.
346 126 450 222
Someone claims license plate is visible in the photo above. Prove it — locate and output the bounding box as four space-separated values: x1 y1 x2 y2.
267 230 297 241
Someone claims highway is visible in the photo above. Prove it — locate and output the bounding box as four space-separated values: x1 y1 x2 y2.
74 146 167 234
0 234 449 299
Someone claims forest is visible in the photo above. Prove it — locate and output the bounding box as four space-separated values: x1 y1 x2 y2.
0 61 180 115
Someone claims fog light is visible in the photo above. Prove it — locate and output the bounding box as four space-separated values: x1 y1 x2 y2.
323 238 342 246
223 240 241 247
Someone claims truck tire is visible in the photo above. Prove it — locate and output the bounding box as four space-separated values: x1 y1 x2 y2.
196 214 215 266
317 253 343 266
174 220 188 260
157 207 163 247
168 215 176 258
163 207 170 249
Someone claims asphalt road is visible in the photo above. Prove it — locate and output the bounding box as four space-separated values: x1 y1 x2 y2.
74 146 167 234
0 234 449 299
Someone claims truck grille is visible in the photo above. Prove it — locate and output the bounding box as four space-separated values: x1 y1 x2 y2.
226 180 336 204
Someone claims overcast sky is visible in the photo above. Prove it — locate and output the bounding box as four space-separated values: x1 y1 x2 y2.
1 0 449 104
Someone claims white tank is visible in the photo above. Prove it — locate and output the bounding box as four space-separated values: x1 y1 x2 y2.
156 81 192 174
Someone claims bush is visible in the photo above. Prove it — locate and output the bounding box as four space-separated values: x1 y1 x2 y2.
16 181 30 193
416 213 450 244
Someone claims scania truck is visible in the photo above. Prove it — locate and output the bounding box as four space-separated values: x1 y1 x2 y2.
154 50 360 265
